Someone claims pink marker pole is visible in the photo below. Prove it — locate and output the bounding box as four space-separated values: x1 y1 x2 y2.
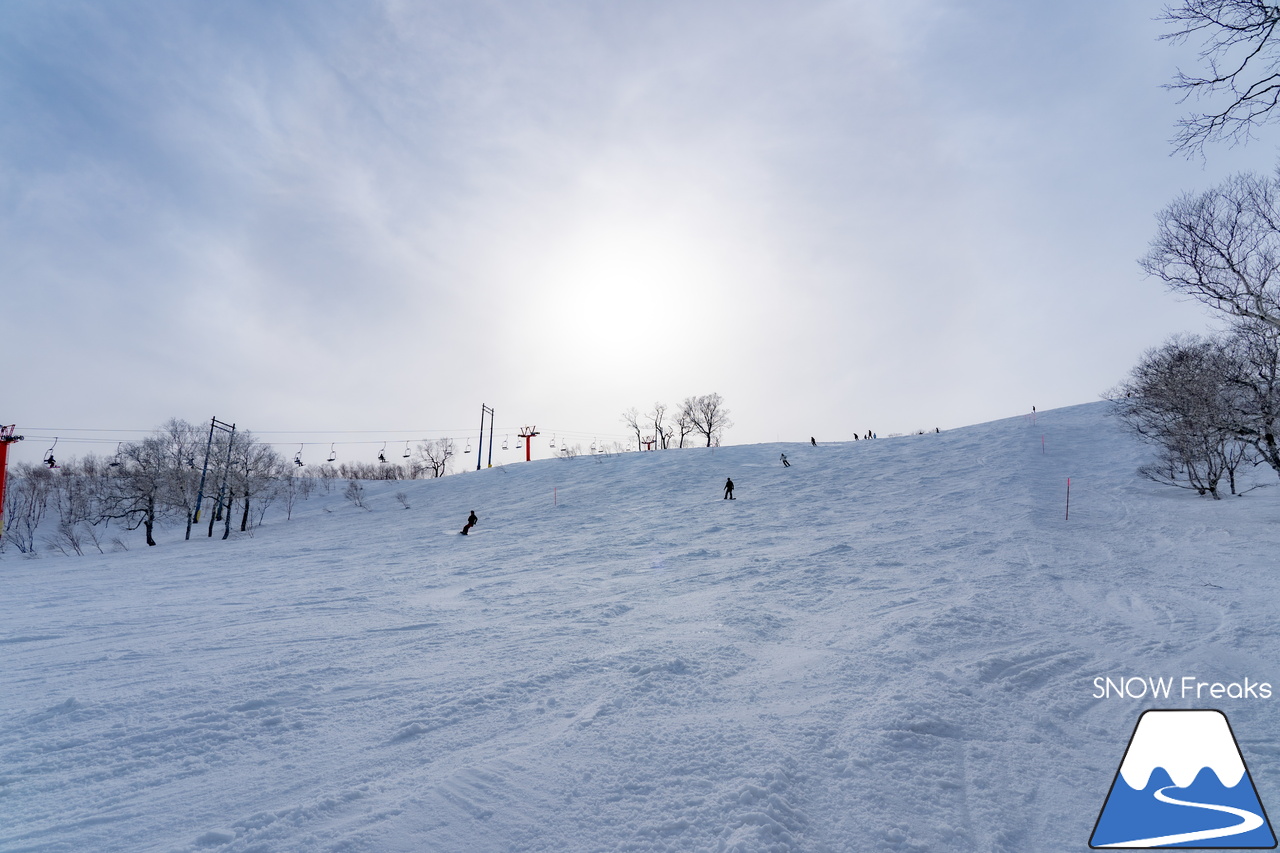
1065 478 1071 521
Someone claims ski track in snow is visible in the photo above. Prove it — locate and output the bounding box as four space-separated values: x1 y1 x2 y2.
3 402 1280 851
1100 785 1265 848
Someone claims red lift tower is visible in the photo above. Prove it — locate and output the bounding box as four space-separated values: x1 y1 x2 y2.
0 425 25 540
518 426 540 462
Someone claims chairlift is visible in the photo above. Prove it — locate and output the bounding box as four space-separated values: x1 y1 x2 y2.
327 443 337 463
378 442 388 464
109 442 122 467
549 435 556 450
402 440 411 459
43 438 59 469
590 439 597 453
502 435 509 451
516 437 523 450
294 444 304 467
464 438 472 454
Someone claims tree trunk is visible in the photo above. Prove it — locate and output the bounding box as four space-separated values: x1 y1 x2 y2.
145 495 157 546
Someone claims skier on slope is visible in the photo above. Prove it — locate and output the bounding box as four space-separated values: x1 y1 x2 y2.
780 453 790 467
724 478 735 500
460 510 478 535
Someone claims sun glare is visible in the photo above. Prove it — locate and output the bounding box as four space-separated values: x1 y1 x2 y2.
526 211 727 374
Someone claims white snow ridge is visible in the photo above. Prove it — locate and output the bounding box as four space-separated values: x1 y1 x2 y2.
4 402 1280 852
1118 710 1246 790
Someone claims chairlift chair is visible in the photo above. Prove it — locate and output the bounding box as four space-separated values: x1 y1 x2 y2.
43 438 59 469
378 442 388 464
327 444 337 463
294 445 304 467
402 441 411 459
549 435 556 449
109 442 122 467
502 436 509 451
464 439 472 454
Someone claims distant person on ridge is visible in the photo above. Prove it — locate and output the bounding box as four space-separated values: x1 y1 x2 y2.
460 510 478 535
810 437 816 446
724 478 735 500
780 453 790 467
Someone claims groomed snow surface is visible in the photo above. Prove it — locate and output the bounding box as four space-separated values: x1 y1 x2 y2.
4 402 1280 852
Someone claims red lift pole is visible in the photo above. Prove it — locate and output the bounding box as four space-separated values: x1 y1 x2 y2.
518 426 540 462
0 425 25 541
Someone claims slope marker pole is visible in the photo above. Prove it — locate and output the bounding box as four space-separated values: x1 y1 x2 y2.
1066 477 1071 521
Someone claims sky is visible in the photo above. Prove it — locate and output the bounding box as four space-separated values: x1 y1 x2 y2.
2 0 1275 468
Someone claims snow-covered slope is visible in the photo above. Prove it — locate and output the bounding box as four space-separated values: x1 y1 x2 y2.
5 402 1280 852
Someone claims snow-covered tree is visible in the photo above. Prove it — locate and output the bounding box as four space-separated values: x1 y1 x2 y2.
1223 320 1280 479
99 435 173 545
228 431 284 532
1109 334 1249 498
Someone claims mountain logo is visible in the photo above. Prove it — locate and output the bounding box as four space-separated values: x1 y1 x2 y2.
1090 709 1276 848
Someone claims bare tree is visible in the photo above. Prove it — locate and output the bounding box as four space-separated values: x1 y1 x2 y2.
649 402 674 449
412 439 454 479
621 407 645 450
1161 1 1280 153
279 465 301 521
2 463 54 554
1142 171 1280 328
688 393 734 447
43 520 87 557
52 455 107 530
339 460 405 480
344 479 369 510
674 401 697 448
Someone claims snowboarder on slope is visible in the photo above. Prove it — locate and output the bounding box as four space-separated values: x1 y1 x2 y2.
724 478 735 500
810 437 816 446
460 510 478 535
780 453 790 467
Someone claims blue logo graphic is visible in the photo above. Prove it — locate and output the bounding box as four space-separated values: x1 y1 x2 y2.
1091 709 1276 848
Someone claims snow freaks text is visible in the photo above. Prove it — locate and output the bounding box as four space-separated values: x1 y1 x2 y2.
1093 676 1273 700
